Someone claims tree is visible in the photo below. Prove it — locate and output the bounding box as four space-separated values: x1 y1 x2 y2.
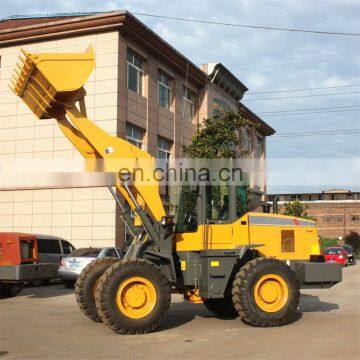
282 200 313 220
345 231 360 254
184 109 258 158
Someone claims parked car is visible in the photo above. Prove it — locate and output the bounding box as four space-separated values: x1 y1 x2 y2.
323 247 348 266
58 247 122 288
32 234 76 285
341 245 356 265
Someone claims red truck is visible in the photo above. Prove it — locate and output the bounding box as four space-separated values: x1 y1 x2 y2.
0 233 58 298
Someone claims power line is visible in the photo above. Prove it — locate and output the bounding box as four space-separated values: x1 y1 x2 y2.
257 105 359 114
261 108 360 117
243 91 360 101
133 12 360 37
248 84 360 95
273 128 360 137
228 53 359 69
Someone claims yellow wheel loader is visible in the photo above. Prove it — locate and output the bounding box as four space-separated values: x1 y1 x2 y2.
10 46 342 334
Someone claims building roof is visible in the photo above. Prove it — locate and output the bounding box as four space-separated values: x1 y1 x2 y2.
239 103 275 136
203 63 248 101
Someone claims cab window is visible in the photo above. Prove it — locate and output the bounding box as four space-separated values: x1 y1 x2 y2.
206 185 230 221
175 185 198 232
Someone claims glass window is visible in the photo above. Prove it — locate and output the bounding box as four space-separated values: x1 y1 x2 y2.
236 186 247 217
213 98 231 113
61 241 74 255
242 128 251 154
256 136 264 158
37 239 61 254
102 248 117 257
126 123 144 149
183 87 195 122
158 72 172 109
175 185 198 232
157 136 172 159
127 48 144 95
206 185 230 221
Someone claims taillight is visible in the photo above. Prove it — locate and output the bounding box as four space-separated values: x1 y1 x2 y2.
60 258 65 267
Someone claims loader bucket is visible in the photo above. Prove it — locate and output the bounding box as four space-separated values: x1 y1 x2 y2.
10 46 95 119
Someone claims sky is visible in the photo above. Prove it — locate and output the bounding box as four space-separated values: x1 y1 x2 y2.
0 0 359 193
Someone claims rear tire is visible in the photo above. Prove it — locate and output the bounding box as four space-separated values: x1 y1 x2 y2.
204 297 238 318
0 283 24 298
232 258 299 327
95 259 171 334
75 257 119 322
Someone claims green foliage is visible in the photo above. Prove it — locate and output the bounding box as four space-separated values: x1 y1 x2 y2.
345 231 360 254
282 200 313 219
319 237 338 250
184 110 258 158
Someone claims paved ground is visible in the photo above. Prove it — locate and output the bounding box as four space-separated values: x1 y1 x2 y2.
1 265 359 360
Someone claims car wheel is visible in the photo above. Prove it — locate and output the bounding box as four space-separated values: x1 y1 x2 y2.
0 283 24 298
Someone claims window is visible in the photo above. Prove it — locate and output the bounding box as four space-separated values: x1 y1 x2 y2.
126 123 144 149
213 98 231 113
158 72 172 109
157 136 172 159
183 87 195 122
127 48 144 94
101 248 118 258
256 136 264 158
175 185 198 233
61 241 74 255
242 128 251 154
37 239 61 254
236 186 247 217
206 185 230 221
334 215 343 222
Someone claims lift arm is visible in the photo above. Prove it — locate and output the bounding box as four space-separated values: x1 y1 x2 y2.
10 45 166 223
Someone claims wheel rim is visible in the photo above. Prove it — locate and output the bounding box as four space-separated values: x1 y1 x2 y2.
116 276 156 319
253 274 289 313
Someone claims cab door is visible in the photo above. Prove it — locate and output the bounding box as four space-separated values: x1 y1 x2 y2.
205 185 234 249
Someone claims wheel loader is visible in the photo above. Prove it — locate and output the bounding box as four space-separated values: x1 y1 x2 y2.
10 46 342 334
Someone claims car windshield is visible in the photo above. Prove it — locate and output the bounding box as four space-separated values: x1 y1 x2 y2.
69 248 102 257
324 248 342 255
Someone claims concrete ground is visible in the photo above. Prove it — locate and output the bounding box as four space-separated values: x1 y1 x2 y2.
0 265 359 360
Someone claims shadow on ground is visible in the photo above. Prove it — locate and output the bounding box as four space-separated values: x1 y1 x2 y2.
16 283 74 299
299 294 339 312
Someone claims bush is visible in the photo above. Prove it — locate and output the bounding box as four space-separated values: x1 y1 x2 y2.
345 232 360 254
319 237 338 250
282 200 314 220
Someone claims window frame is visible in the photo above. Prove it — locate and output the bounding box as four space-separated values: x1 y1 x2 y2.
158 72 172 110
127 48 144 95
183 87 195 122
242 128 252 154
157 136 172 159
125 123 144 149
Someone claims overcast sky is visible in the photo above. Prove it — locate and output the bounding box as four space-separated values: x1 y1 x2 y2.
0 0 359 193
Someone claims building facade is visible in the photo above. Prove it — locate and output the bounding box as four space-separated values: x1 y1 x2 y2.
0 11 274 248
269 190 360 238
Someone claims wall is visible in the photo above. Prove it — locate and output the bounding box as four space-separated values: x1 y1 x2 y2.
278 201 360 238
0 31 119 248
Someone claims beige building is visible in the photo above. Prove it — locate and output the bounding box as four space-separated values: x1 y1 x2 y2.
0 11 274 248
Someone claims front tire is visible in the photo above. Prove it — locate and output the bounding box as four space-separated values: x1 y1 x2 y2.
95 259 171 334
75 257 119 322
232 258 300 327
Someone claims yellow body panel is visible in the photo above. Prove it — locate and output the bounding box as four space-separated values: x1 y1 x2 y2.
176 212 320 261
